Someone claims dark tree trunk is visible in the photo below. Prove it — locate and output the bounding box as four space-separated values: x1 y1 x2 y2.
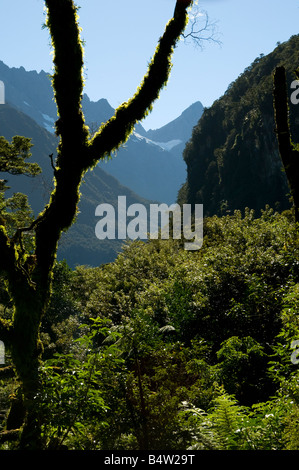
0 0 193 448
273 66 299 223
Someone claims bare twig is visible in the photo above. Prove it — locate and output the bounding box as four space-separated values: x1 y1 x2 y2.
182 8 221 48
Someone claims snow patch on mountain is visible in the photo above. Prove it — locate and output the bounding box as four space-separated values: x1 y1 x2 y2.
132 131 182 152
42 113 55 133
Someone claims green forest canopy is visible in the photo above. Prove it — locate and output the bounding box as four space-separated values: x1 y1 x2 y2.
2 206 299 449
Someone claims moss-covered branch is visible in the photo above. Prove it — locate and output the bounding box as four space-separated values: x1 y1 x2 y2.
273 66 299 223
0 365 15 379
0 226 23 289
0 0 194 448
86 2 191 168
45 0 89 166
33 1 91 285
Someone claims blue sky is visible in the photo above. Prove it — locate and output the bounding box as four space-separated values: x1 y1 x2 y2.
0 0 298 130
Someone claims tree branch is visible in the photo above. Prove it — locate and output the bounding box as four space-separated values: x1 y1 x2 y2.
0 429 20 443
45 0 89 174
0 318 13 346
273 67 293 158
182 9 221 48
32 0 193 282
0 366 15 379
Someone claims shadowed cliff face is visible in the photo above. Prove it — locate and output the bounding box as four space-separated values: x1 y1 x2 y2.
179 35 299 217
0 60 204 206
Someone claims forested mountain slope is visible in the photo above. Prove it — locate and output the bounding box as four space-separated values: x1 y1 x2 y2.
178 35 299 216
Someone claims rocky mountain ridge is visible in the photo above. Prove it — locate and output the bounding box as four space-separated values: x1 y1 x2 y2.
0 60 204 203
178 35 299 217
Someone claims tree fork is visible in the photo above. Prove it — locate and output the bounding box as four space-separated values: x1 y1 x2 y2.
0 0 194 448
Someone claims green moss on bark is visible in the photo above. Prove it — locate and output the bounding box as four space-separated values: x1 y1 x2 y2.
0 0 193 448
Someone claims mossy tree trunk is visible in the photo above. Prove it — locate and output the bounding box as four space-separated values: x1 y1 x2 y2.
0 0 193 449
273 66 299 224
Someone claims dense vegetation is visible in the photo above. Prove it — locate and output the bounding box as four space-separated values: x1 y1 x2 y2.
1 1 299 452
178 35 299 217
1 205 298 450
